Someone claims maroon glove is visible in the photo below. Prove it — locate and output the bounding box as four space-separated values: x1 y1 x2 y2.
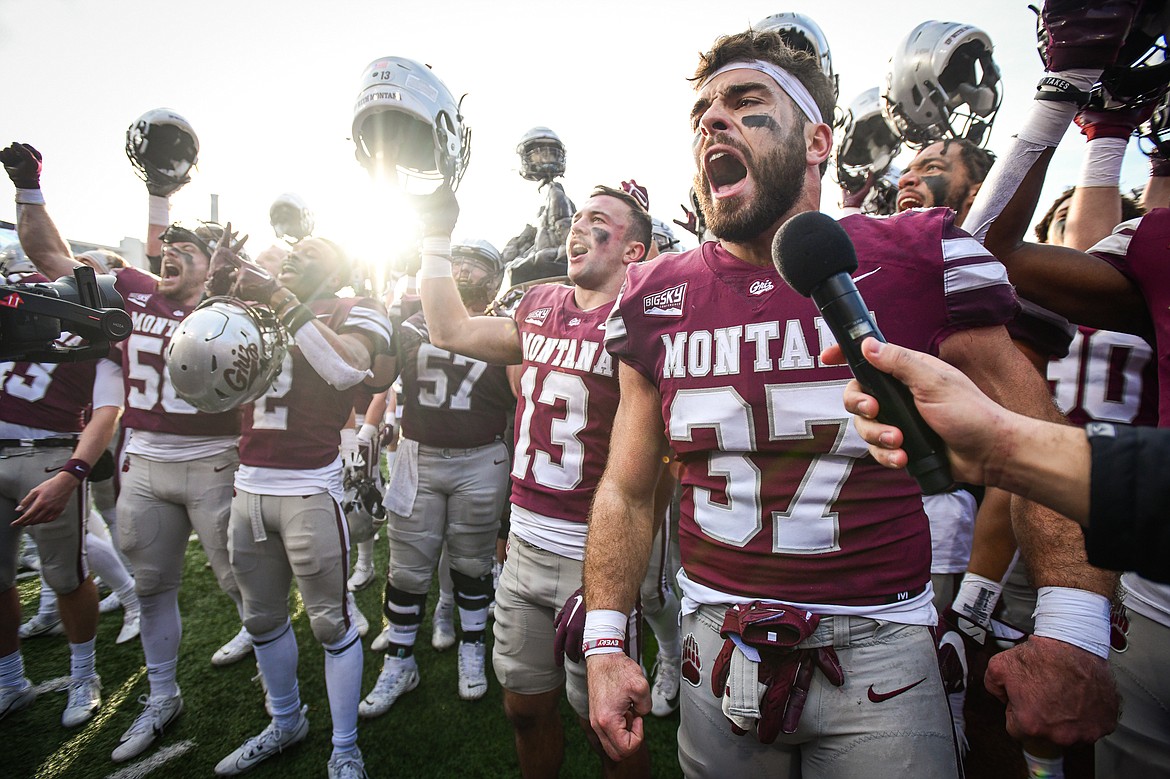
0 142 42 190
552 588 642 667
232 260 280 303
840 171 877 210
1076 104 1156 140
553 588 586 667
1037 0 1141 72
709 602 843 743
621 179 650 210
204 223 250 298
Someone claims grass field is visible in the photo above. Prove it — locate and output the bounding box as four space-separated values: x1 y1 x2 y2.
9 535 685 779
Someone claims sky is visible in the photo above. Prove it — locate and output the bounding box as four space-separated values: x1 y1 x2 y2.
0 0 1154 266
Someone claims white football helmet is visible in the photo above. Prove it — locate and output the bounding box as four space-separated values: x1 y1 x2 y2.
352 57 471 192
882 21 1001 148
125 108 200 187
834 88 904 191
755 12 838 98
516 126 567 183
269 193 315 242
165 297 287 413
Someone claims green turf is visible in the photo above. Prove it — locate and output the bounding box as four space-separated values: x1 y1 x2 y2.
9 535 684 778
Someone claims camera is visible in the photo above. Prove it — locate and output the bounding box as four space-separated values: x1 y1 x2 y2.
0 265 131 362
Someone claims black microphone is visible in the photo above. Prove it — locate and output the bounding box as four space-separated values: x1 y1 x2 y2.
772 210 954 495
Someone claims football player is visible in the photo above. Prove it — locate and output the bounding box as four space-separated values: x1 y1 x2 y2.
895 139 994 227
210 237 393 779
0 258 122 728
582 28 1118 777
2 142 253 763
359 239 513 714
417 185 653 777
968 53 1170 779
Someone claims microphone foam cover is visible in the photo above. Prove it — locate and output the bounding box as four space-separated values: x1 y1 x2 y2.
772 211 858 297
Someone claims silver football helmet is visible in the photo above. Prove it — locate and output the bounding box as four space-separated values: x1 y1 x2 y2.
516 126 567 183
352 57 471 192
269 193 315 242
125 108 199 188
882 21 1001 148
834 88 904 192
452 238 504 309
755 12 838 98
165 297 287 413
650 217 681 255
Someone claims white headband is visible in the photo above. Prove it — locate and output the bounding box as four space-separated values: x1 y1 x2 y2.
700 60 823 125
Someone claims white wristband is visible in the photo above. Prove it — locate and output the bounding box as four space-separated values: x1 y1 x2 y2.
1032 586 1111 659
583 609 628 658
952 573 1003 626
420 236 453 280
1079 137 1127 188
148 194 170 226
15 188 44 206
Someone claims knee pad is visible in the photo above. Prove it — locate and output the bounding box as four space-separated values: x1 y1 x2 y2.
450 568 493 611
310 610 352 647
387 561 433 594
383 584 428 627
323 624 361 656
250 620 292 646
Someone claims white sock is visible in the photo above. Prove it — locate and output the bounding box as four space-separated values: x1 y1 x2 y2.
69 637 97 680
86 530 133 593
0 650 25 688
138 589 182 698
36 578 58 619
252 622 300 729
323 627 362 752
356 539 374 568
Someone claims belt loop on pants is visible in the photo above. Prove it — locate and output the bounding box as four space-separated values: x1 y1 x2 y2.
248 492 267 543
832 615 851 650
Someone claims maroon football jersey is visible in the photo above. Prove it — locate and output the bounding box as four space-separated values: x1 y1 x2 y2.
1090 211 1170 426
1047 326 1158 427
0 349 105 434
240 297 392 470
607 208 1018 606
397 311 513 449
115 267 240 436
510 283 620 524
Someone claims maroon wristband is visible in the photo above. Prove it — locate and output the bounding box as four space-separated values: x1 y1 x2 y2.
60 459 92 481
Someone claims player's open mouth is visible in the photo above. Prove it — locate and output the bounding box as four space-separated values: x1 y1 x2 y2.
569 242 588 258
161 261 181 279
704 148 748 197
897 192 923 210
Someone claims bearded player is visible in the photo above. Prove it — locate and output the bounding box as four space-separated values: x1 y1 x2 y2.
417 185 652 778
582 29 1118 777
359 239 513 714
3 141 255 763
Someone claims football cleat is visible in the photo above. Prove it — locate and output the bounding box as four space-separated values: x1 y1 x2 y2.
214 706 309 776
62 675 102 727
650 655 681 717
359 656 419 718
212 627 254 667
117 608 142 645
347 561 376 592
327 747 369 779
0 677 36 721
99 591 122 614
19 611 63 638
370 626 391 652
431 600 456 652
347 593 369 638
457 641 488 701
111 690 184 762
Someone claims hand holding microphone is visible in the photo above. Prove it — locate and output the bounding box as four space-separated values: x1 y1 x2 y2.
773 211 954 494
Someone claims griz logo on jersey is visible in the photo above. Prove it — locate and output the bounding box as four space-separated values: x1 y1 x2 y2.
130 310 182 338
659 314 876 379
520 331 615 377
223 342 262 392
524 306 552 326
